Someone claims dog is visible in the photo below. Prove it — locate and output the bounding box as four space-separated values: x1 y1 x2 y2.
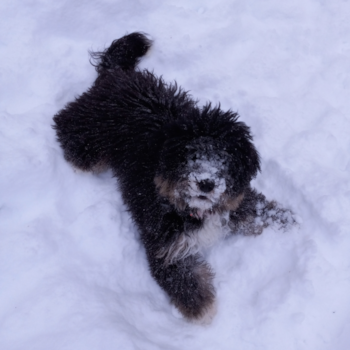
53 33 295 323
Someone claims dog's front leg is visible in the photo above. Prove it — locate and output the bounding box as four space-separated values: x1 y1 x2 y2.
229 187 296 235
147 253 216 323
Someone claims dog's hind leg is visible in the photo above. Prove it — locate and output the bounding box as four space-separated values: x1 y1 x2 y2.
148 253 216 323
53 100 108 172
53 33 152 171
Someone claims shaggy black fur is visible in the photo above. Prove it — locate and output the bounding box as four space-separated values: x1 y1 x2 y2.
53 32 295 322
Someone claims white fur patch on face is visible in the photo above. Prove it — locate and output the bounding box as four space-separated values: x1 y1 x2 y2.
176 155 228 213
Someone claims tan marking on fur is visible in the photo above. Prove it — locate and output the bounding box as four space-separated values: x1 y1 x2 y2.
174 261 216 322
154 175 187 211
154 176 173 198
225 193 244 211
191 300 217 325
91 160 109 174
156 233 193 264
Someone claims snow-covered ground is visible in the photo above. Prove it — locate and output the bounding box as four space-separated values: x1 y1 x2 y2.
1 0 350 349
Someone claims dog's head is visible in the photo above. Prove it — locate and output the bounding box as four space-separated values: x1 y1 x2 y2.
154 105 260 218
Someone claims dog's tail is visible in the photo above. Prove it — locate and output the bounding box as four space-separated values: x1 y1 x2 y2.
90 32 152 73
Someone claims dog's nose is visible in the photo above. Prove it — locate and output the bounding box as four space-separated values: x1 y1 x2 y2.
198 180 215 193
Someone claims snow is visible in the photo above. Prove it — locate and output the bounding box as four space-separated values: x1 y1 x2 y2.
1 0 350 349
186 156 227 211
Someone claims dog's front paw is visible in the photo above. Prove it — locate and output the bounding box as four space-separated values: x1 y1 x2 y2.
228 215 265 236
172 298 217 325
228 195 297 235
191 299 218 325
258 200 297 231
170 259 217 324
174 293 217 325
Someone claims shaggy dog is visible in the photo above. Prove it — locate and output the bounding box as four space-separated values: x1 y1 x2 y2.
53 33 294 323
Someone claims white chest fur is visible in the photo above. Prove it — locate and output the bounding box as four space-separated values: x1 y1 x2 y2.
195 213 227 249
158 213 229 264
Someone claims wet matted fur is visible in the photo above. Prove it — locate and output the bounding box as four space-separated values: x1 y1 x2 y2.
53 33 295 323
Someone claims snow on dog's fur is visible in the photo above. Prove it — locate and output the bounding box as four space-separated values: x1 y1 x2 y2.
53 33 295 323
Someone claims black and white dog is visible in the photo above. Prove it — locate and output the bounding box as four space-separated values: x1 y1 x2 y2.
54 33 294 323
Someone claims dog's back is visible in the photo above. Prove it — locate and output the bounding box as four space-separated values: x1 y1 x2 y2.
53 33 156 172
53 33 195 173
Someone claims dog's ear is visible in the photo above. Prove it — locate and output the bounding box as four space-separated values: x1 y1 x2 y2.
156 133 188 181
239 137 260 180
200 104 260 186
234 137 260 186
222 120 261 190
